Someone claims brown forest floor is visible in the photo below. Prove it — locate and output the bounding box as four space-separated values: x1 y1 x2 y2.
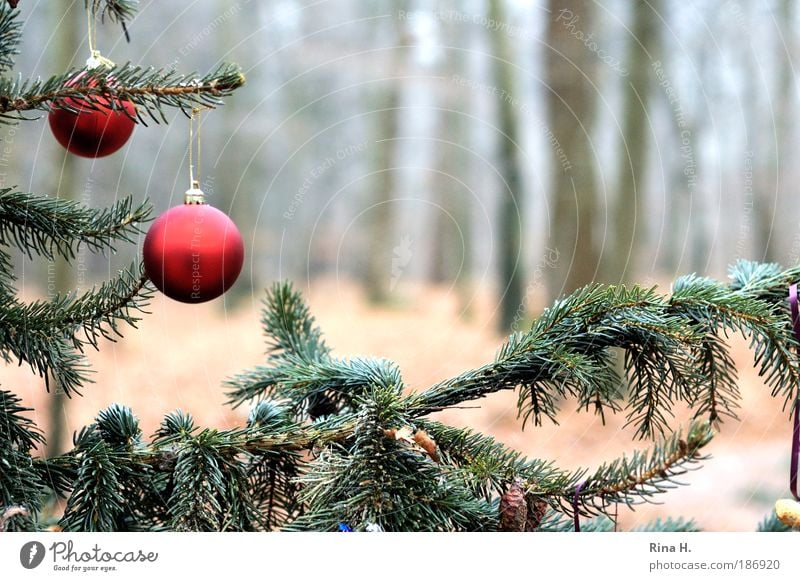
5 278 793 531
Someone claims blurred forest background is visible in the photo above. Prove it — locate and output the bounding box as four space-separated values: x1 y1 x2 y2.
4 0 800 530
11 0 800 322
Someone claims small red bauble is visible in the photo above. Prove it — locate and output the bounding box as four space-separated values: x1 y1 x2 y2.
48 73 136 158
143 190 244 303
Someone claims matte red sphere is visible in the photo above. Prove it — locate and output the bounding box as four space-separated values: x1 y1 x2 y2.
143 203 245 303
48 74 136 158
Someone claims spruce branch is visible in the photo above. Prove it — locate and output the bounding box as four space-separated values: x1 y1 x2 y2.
633 517 701 532
0 266 153 396
262 281 331 363
23 263 800 531
420 418 714 524
86 0 138 28
0 3 21 74
0 391 47 530
59 437 126 531
409 284 706 438
0 388 45 451
0 64 245 125
568 421 713 518
669 272 799 410
285 385 496 532
245 401 303 530
536 513 701 532
757 511 796 532
0 505 29 532
226 356 403 418
409 265 800 439
228 282 402 419
0 189 150 260
417 419 573 500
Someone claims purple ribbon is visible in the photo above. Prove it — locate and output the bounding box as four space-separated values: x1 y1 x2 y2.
573 481 584 532
787 285 800 501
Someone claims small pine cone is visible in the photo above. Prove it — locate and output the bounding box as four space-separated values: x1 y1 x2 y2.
499 478 528 532
524 494 548 531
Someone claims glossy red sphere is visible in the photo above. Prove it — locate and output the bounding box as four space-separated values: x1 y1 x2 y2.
143 203 244 303
48 74 136 158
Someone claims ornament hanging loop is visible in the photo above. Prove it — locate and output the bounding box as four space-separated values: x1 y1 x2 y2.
186 105 212 204
85 8 115 70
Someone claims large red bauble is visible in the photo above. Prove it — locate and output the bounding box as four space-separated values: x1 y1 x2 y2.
143 202 244 303
48 73 136 158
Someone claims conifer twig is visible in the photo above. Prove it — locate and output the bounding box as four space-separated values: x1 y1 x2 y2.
0 505 28 532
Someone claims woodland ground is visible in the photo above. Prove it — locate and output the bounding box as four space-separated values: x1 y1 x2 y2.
5 278 792 531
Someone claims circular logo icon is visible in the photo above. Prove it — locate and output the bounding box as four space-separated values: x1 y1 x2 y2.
19 541 46 569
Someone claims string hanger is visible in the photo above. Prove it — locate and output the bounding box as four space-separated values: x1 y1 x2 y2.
85 7 115 70
186 106 212 204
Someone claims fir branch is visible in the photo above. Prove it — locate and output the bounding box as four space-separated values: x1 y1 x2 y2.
20 265 800 531
166 429 257 531
0 389 45 451
262 281 331 363
286 386 496 531
0 505 28 532
245 401 302 530
757 511 796 532
0 189 151 260
418 420 574 500
535 513 700 532
59 437 125 531
411 285 703 439
0 266 153 396
0 3 21 74
226 355 403 418
58 408 155 532
669 273 799 412
0 390 46 530
421 418 713 525
86 0 138 25
568 421 713 518
410 268 800 439
0 63 245 125
229 282 382 419
0 248 16 301
633 517 701 532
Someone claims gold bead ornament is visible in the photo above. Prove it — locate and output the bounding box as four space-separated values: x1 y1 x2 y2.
774 498 800 527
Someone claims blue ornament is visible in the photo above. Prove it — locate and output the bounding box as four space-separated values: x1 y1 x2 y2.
338 523 353 532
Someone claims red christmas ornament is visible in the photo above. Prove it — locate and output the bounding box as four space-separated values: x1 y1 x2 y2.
48 72 136 158
143 188 244 303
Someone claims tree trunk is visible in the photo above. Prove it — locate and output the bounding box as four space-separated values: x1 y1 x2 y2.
545 0 600 300
608 0 661 283
47 3 81 457
216 0 251 305
365 4 405 303
489 0 525 331
762 0 794 263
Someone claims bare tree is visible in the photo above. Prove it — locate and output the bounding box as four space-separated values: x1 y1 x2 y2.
488 0 525 330
47 3 81 457
609 0 662 283
545 0 600 299
754 0 795 263
365 2 406 303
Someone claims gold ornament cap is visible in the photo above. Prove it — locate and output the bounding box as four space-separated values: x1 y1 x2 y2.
184 182 206 205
